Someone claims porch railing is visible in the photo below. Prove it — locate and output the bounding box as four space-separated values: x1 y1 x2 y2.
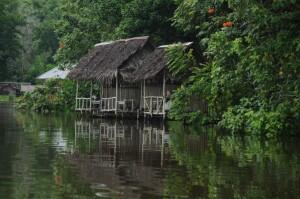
144 96 165 115
75 97 92 111
100 97 117 112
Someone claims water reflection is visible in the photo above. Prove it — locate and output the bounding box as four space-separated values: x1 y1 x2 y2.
168 125 300 199
69 119 171 198
1 104 300 199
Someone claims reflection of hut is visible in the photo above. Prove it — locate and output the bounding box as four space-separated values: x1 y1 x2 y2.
68 36 152 114
69 119 170 198
140 125 169 168
73 119 169 167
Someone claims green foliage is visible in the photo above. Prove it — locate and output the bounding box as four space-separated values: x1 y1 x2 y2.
31 0 60 55
24 0 60 82
166 44 211 124
0 95 9 102
55 0 184 63
166 44 196 77
24 53 55 83
54 0 130 62
168 0 300 135
115 0 180 44
16 79 98 112
0 0 60 82
0 0 23 81
16 79 76 112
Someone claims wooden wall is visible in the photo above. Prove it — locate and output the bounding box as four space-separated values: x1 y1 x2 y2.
101 83 178 110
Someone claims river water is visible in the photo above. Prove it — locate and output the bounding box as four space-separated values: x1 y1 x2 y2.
0 103 300 199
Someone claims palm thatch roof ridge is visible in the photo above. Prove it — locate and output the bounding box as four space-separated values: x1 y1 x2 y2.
68 36 150 83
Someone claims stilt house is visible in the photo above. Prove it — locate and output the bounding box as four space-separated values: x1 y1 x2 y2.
68 36 153 115
68 36 193 119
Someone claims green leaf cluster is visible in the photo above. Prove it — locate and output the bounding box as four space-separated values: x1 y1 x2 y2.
16 79 76 112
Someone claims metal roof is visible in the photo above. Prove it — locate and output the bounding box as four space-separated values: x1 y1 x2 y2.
158 42 193 49
37 67 70 80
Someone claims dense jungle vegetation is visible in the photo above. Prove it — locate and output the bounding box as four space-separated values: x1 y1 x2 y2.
1 0 299 135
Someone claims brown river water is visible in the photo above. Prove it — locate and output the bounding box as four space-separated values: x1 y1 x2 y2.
0 103 300 199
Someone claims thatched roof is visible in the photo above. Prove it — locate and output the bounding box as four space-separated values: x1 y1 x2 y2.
126 48 166 82
68 37 193 84
68 36 150 83
128 42 193 82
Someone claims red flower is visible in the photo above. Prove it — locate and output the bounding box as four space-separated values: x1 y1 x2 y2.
208 8 215 15
223 21 233 27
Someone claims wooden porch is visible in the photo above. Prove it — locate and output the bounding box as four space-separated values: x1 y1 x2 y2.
74 72 171 119
75 73 142 117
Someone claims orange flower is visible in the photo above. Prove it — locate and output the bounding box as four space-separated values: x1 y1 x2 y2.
55 175 62 186
59 42 65 49
223 21 233 27
208 8 215 15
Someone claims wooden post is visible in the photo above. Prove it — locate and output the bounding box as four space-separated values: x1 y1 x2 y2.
74 121 77 148
81 98 83 113
141 128 144 163
114 121 117 167
140 82 143 111
90 81 93 111
143 79 146 118
115 71 118 115
75 81 79 110
105 84 107 98
100 84 103 112
150 97 153 117
161 125 165 168
120 83 122 103
99 83 102 99
162 70 166 119
88 122 91 152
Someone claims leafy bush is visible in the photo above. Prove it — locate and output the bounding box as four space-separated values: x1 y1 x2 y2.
168 0 300 135
0 95 9 102
16 79 76 112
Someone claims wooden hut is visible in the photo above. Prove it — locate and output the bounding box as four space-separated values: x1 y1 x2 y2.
126 42 193 119
68 36 195 119
68 36 153 115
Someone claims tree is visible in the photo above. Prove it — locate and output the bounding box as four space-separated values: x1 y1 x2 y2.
17 0 60 82
0 0 23 81
54 0 185 63
55 0 129 63
115 0 182 44
31 0 60 63
169 0 300 135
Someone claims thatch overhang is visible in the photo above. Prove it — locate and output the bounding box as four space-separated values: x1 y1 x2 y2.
127 42 193 83
68 36 151 84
